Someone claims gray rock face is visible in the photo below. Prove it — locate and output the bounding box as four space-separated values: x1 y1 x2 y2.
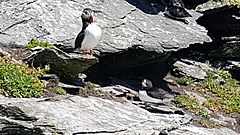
169 126 240 135
0 105 43 135
196 0 240 11
0 0 211 55
26 46 97 84
173 59 212 79
0 95 239 135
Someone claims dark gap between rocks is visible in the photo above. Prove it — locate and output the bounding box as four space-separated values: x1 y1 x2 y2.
85 47 171 88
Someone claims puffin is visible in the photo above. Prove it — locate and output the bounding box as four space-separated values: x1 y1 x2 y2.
138 79 176 104
164 0 192 24
74 8 102 55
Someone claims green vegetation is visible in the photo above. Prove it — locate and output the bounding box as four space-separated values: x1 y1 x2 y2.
48 87 67 95
199 119 220 128
37 65 51 75
0 57 43 97
195 69 240 113
26 38 53 49
174 94 209 117
176 69 240 114
177 76 196 85
44 76 67 95
222 0 240 6
195 107 209 117
79 82 102 97
207 0 240 6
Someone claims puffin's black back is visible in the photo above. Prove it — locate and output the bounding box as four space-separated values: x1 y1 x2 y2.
147 87 172 100
141 79 174 100
74 31 85 49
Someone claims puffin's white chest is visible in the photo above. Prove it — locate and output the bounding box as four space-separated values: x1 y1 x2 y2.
81 23 102 50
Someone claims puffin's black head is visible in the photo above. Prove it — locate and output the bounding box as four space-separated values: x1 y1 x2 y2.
141 79 153 90
81 8 94 24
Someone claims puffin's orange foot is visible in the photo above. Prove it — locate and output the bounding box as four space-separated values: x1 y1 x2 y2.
82 50 93 55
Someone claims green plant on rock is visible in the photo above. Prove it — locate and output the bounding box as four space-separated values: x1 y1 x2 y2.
37 65 50 74
177 76 196 85
79 82 101 97
195 108 209 117
26 38 53 49
175 94 199 109
48 87 67 95
0 57 43 97
199 119 220 128
195 69 240 113
174 94 209 117
209 0 240 6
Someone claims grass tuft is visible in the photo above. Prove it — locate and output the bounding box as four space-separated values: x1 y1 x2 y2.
195 69 240 113
174 94 209 117
48 87 67 95
26 38 53 49
199 119 220 128
0 57 43 98
79 82 102 97
177 76 196 85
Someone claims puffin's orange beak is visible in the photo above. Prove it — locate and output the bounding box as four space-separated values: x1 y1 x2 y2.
89 16 93 23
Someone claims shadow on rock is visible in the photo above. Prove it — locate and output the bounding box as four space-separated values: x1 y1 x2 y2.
126 0 165 14
85 48 173 93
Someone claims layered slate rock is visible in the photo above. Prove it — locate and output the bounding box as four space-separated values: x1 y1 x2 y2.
0 0 210 66
196 0 240 11
168 126 240 135
172 59 212 79
0 105 43 135
197 1 240 59
0 95 239 135
26 46 97 84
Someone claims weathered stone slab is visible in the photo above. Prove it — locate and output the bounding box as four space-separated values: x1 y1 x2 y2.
0 95 238 135
0 0 211 55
